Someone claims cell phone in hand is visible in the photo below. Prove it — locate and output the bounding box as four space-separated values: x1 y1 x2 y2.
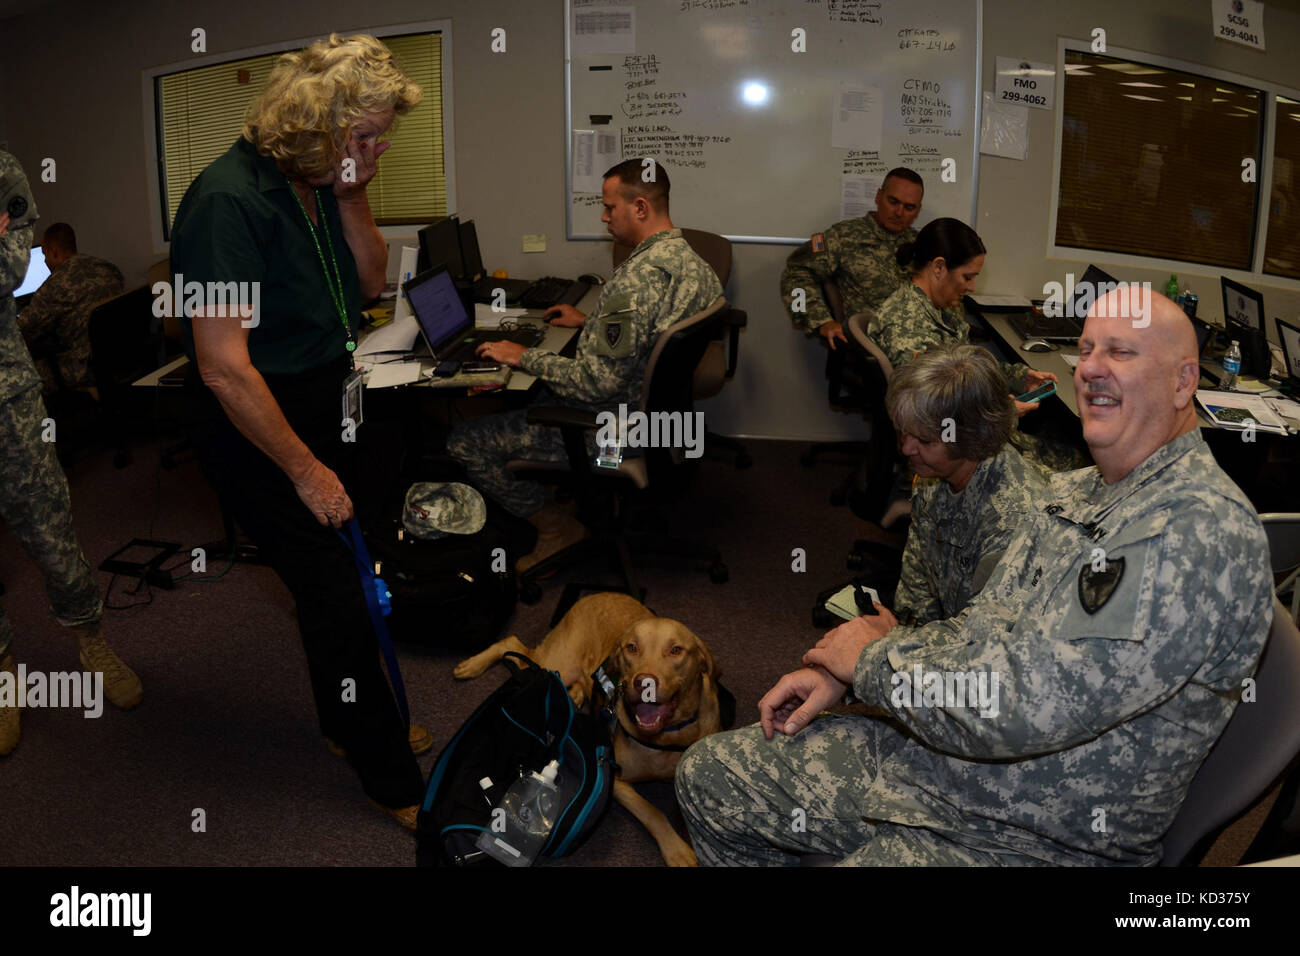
1015 381 1057 403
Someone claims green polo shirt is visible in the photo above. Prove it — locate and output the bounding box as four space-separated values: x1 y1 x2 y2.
170 137 361 376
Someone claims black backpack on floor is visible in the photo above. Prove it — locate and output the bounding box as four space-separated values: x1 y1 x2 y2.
363 502 536 650
417 652 614 867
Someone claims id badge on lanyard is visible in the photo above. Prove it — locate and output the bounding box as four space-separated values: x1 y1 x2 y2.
343 369 364 432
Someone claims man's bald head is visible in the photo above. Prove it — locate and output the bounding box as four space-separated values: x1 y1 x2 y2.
1075 287 1201 483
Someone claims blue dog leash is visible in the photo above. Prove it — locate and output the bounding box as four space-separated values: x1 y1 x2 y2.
335 519 410 728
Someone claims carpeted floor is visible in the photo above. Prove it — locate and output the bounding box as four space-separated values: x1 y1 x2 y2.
0 429 1284 866
0 430 891 866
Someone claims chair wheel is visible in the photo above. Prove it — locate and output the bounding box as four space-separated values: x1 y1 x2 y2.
829 487 847 507
734 452 753 469
846 551 864 571
519 580 543 605
708 562 729 584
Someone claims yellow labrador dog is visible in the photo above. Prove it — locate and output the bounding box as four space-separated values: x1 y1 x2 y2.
453 592 724 867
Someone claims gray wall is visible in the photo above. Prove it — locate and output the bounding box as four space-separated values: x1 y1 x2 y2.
3 0 1298 440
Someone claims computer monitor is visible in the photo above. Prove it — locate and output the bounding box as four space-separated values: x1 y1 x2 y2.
1071 264 1118 318
402 265 471 356
1275 315 1300 388
13 245 50 298
1221 276 1264 332
458 220 485 281
417 217 464 280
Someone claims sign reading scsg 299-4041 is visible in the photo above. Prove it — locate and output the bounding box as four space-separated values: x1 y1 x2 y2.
1218 24 1261 45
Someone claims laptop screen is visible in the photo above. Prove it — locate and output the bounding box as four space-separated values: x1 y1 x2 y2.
1071 264 1118 319
404 266 471 353
1277 316 1300 383
1220 277 1264 331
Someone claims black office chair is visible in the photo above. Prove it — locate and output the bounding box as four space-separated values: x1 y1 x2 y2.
87 285 167 468
613 229 751 469
507 296 731 612
1159 598 1300 866
798 280 882 507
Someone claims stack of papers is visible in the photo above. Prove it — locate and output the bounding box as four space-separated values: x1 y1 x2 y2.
824 584 880 622
1195 389 1290 435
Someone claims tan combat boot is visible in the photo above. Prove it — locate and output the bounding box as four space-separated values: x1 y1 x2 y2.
0 652 19 756
73 622 143 710
517 502 589 573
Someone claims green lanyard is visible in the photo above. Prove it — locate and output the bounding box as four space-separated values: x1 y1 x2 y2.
290 185 355 353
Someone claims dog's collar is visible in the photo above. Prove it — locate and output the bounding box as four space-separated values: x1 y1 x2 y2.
612 701 699 753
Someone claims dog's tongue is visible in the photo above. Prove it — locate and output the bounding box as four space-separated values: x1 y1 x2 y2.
634 701 673 733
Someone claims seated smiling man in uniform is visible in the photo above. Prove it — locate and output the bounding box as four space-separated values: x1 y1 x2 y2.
448 158 722 570
675 288 1273 866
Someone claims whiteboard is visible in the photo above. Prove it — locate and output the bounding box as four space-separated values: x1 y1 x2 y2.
565 0 982 243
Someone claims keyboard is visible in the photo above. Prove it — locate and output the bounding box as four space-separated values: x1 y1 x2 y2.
442 324 545 362
518 276 591 310
1009 311 1083 343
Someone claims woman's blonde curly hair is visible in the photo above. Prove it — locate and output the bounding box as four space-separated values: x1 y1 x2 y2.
243 33 422 181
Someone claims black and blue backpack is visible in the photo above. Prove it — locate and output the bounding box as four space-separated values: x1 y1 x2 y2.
417 652 614 866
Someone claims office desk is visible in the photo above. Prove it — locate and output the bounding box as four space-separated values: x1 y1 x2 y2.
131 286 597 392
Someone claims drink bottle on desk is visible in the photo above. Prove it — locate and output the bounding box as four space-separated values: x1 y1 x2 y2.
1221 340 1241 391
1165 275 1180 300
475 759 560 867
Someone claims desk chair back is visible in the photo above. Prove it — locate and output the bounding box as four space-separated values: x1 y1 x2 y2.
1261 513 1300 623
1159 598 1300 865
845 313 893 380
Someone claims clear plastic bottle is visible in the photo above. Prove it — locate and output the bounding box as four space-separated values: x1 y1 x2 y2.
475 759 559 867
1222 340 1241 391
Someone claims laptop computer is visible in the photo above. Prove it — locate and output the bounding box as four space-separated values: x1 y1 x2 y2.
1275 315 1300 391
1010 264 1118 342
401 265 541 363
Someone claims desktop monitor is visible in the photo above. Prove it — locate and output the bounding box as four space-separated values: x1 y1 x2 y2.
1275 315 1300 387
1220 276 1264 332
13 245 50 298
417 216 464 280
458 220 485 281
402 265 471 356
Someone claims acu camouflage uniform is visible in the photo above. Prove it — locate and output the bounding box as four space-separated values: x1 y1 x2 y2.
19 252 123 392
780 214 915 332
677 431 1273 865
894 444 1047 627
447 228 722 517
875 282 1088 473
0 151 102 658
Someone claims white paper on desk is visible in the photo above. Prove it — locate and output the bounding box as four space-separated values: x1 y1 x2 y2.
831 86 882 151
393 246 419 323
1265 396 1300 422
1196 389 1288 433
969 292 1033 308
365 361 424 389
840 177 879 221
572 130 620 195
355 313 419 356
571 4 634 55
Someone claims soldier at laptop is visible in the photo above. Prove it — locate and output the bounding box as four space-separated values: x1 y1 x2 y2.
450 158 722 571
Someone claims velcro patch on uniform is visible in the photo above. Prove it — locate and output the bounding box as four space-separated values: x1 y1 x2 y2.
810 233 826 253
1078 557 1125 614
